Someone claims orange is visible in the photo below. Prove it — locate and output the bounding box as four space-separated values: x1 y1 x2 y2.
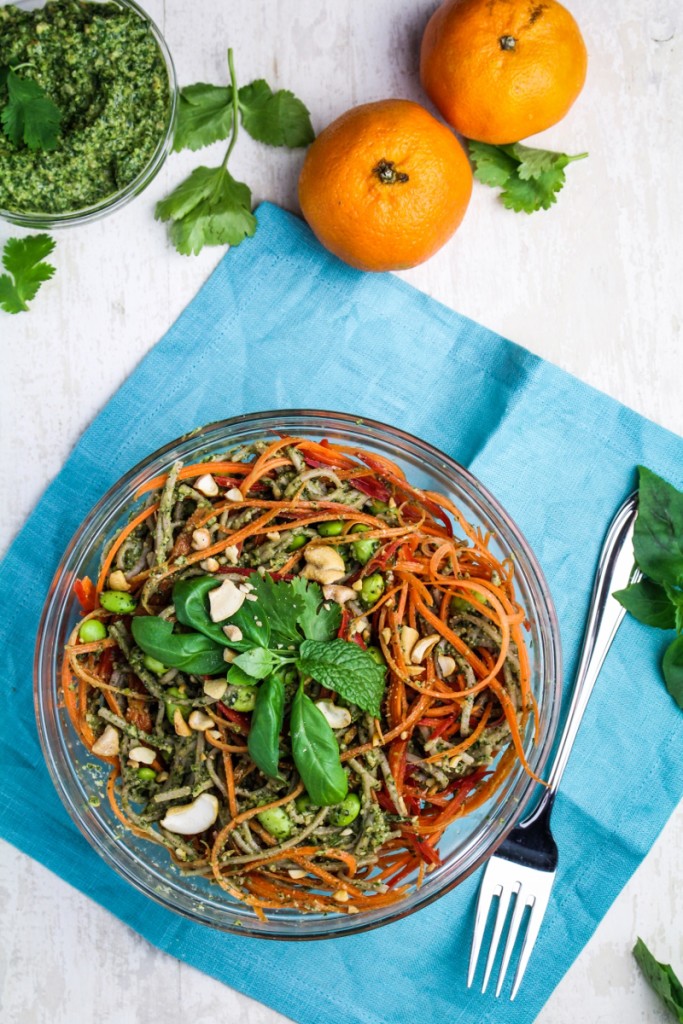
420 0 587 145
298 99 472 272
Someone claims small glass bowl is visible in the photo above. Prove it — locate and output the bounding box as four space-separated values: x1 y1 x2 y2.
0 0 178 228
35 411 562 939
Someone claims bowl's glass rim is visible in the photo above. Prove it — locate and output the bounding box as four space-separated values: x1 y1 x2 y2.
0 0 178 228
34 409 562 939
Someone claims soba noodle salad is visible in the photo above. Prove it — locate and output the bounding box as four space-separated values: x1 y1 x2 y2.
63 436 538 918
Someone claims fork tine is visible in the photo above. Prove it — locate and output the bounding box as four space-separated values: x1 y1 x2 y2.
467 867 503 988
509 887 551 1000
481 884 515 993
494 883 530 997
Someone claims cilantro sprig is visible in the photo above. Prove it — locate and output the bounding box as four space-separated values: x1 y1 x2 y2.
0 233 56 315
468 140 587 213
156 49 314 256
613 467 683 710
0 64 62 151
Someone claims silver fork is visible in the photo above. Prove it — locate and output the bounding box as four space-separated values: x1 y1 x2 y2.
467 492 640 1000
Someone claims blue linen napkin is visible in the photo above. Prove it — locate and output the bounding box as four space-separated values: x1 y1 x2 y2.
1 202 681 1024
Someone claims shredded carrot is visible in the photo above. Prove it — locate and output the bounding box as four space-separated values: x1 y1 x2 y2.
96 502 159 593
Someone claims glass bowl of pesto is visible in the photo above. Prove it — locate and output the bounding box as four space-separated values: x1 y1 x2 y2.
0 0 177 227
35 410 562 939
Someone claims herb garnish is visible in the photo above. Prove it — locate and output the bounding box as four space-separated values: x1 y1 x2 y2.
0 64 61 151
156 49 314 255
0 234 56 315
633 937 683 1022
133 572 387 805
468 140 587 213
614 467 683 710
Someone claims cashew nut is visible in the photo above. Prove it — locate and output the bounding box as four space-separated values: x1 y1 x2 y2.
107 570 130 592
400 626 420 662
437 655 456 678
322 584 357 605
315 700 352 730
208 579 245 622
194 474 219 497
204 678 227 700
200 557 220 572
411 633 441 665
188 710 214 732
129 745 156 764
224 545 239 565
225 488 243 502
191 528 211 551
92 724 120 757
302 545 346 584
160 792 219 835
173 708 192 737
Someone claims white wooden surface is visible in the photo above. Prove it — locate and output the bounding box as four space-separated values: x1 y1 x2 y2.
1 1 682 1021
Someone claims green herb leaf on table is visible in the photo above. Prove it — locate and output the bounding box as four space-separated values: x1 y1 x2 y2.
238 80 314 148
613 579 676 630
663 635 683 711
468 140 587 213
290 683 348 806
633 466 683 588
297 638 387 717
633 937 683 1022
0 233 56 315
155 165 256 256
0 66 61 150
131 616 225 675
173 83 232 152
248 672 285 779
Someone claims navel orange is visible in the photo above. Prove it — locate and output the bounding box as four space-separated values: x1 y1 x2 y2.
298 99 472 272
420 0 587 144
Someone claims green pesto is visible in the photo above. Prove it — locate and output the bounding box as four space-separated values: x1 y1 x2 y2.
0 0 170 213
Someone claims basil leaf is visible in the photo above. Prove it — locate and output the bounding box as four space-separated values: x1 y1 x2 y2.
297 639 387 717
634 467 683 587
233 646 279 679
290 576 342 641
613 579 676 630
290 683 348 806
633 937 683 1021
663 635 683 711
664 583 683 634
173 576 270 649
248 673 285 778
227 664 258 687
131 616 225 675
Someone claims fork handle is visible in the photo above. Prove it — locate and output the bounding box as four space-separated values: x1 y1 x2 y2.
543 493 640 801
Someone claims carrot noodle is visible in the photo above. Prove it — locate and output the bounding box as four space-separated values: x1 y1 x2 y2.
64 435 540 919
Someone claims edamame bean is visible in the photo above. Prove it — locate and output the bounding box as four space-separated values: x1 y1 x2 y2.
295 792 319 814
451 592 487 612
143 654 167 676
78 619 107 643
369 499 389 515
226 684 257 712
351 523 377 565
165 686 188 724
257 806 293 840
365 645 386 667
317 520 344 537
329 791 361 827
360 573 385 606
137 767 157 782
287 533 307 551
99 590 137 614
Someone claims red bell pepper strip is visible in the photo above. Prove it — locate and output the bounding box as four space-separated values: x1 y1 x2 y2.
74 576 97 613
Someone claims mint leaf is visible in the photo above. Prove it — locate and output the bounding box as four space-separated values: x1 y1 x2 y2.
0 233 56 314
634 466 683 587
289 576 341 641
613 579 676 630
297 638 387 717
156 166 256 256
173 83 232 152
1 68 61 150
633 937 683 1021
663 635 683 711
238 79 314 148
468 140 587 214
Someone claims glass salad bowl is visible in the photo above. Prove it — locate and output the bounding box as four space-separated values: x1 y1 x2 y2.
34 410 562 938
0 0 178 228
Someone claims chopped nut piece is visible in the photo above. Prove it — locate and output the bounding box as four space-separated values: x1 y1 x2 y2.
225 488 243 502
223 648 236 664
194 474 219 497
204 678 228 700
200 557 219 572
160 792 219 835
129 745 156 765
322 584 356 605
173 708 192 737
332 889 349 903
315 700 352 730
191 528 211 551
437 655 456 678
108 570 130 592
188 710 214 732
208 579 245 622
302 544 346 585
352 579 364 592
224 545 239 565
287 869 307 879
400 626 420 662
380 627 391 644
411 634 440 665
92 724 119 756
266 531 281 542
223 624 243 642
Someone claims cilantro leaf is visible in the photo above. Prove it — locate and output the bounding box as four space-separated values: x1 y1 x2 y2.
297 639 387 717
468 140 587 214
0 233 56 314
173 83 232 152
1 68 61 150
238 79 314 148
633 937 683 1021
155 166 256 256
613 579 676 630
